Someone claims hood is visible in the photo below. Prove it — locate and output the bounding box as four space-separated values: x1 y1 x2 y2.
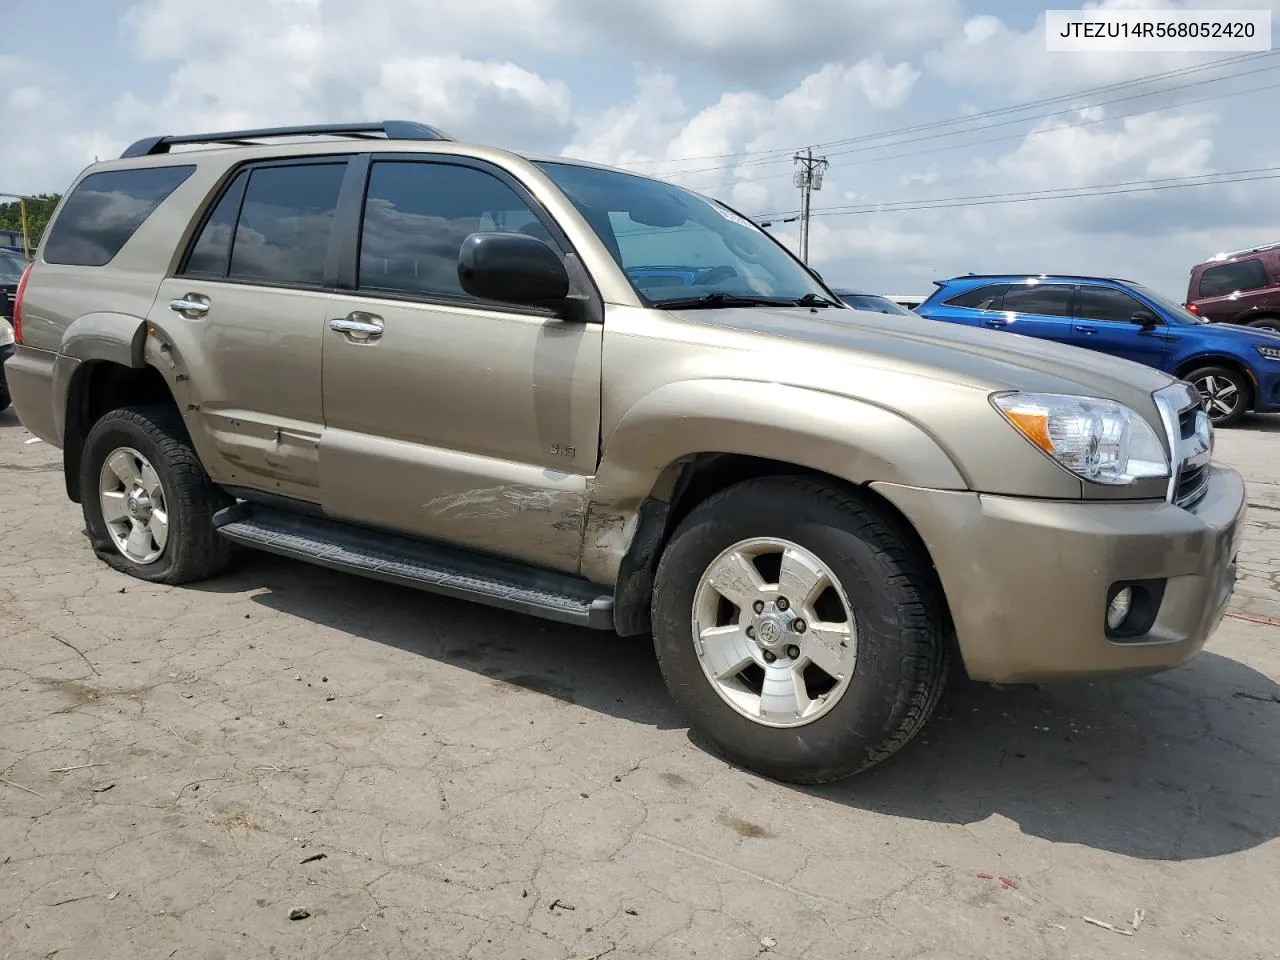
670 305 1175 418
1204 321 1280 345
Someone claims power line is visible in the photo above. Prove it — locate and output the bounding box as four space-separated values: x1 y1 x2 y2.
661 54 1280 180
766 167 1280 219
619 50 1275 169
694 75 1280 199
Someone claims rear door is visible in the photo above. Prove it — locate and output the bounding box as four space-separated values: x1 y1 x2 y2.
148 158 348 502
1071 285 1171 369
989 282 1076 347
917 282 1010 327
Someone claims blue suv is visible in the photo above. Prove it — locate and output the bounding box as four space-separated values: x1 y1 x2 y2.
917 274 1280 426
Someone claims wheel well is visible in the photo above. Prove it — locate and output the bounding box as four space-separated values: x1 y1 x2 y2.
63 361 177 502
612 453 954 651
1173 356 1255 409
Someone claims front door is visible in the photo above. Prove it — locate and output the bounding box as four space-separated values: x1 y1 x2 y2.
148 159 349 502
1071 285 1172 369
319 156 603 574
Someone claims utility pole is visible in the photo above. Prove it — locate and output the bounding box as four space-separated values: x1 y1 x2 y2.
792 148 828 264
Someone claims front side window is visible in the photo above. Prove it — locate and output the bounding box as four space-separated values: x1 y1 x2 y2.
43 165 195 267
1075 286 1156 323
227 163 346 286
534 161 829 306
1198 259 1268 299
1000 283 1073 317
358 161 560 300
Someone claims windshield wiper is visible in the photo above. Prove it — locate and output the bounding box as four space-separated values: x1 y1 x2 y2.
654 292 796 310
794 293 837 308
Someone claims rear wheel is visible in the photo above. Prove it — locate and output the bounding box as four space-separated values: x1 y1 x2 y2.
651 476 950 784
0 380 9 413
80 405 233 584
1247 316 1280 332
1187 365 1250 427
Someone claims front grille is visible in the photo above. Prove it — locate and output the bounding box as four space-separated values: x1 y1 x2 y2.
1177 405 1198 440
1174 462 1210 508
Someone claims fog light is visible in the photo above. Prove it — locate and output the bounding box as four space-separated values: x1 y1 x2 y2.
1107 587 1133 631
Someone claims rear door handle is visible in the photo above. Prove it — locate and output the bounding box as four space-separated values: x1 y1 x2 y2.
329 314 384 341
983 318 1007 328
1074 324 1096 334
169 295 209 317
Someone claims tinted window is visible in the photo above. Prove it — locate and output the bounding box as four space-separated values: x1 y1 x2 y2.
0 249 26 283
841 294 912 316
359 161 558 300
43 165 194 267
182 170 248 278
228 163 345 286
1198 259 1268 299
944 283 1009 309
1000 284 1073 317
1076 286 1156 323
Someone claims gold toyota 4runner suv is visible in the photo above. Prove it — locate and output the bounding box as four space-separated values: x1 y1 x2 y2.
3 121 1244 783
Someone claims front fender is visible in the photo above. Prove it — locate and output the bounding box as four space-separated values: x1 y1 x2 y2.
580 379 967 583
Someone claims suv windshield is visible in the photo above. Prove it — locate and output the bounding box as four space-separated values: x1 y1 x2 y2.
534 161 830 307
0 250 27 283
1130 283 1206 324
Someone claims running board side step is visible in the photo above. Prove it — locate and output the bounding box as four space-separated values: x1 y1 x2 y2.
213 504 615 630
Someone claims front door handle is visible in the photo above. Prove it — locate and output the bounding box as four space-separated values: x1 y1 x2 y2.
329 314 384 341
169 295 209 317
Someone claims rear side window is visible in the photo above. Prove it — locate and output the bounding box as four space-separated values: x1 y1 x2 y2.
358 160 560 300
182 170 248 278
943 283 1010 309
1000 283 1073 317
228 163 346 286
1198 259 1268 299
43 165 195 267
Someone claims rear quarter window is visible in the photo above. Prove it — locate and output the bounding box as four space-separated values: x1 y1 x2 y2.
43 165 195 267
1198 258 1269 299
942 283 1010 309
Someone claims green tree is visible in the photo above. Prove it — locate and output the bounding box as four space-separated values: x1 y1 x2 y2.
0 193 62 250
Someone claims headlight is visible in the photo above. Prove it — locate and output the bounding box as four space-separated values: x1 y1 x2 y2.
992 392 1170 485
1256 344 1280 361
0 318 12 346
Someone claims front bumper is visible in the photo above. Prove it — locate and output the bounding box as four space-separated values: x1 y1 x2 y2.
874 465 1246 683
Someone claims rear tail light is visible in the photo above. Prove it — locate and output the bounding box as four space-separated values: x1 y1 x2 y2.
11 261 32 344
1187 302 1199 314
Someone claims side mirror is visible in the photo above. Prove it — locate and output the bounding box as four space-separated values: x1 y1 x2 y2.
458 232 571 308
1133 312 1159 329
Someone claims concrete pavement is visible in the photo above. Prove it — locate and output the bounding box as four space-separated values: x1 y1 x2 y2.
1 405 1277 960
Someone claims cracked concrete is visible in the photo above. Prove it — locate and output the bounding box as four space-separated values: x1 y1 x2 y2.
1 406 1278 960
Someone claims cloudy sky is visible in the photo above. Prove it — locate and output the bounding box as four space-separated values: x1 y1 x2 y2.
3 0 1280 298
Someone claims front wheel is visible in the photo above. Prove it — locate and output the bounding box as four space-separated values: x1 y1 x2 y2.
80 405 233 584
1187 365 1250 427
651 477 950 784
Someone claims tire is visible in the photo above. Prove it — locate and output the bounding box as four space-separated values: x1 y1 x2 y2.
0 380 10 413
1247 317 1280 332
651 476 950 784
1186 364 1250 427
80 405 233 584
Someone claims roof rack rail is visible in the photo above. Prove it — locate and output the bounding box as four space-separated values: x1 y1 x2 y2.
1207 239 1280 262
120 120 455 159
941 273 1139 284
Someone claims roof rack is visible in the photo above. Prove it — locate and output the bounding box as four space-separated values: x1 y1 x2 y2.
1206 240 1280 262
120 120 455 159
942 273 1139 284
